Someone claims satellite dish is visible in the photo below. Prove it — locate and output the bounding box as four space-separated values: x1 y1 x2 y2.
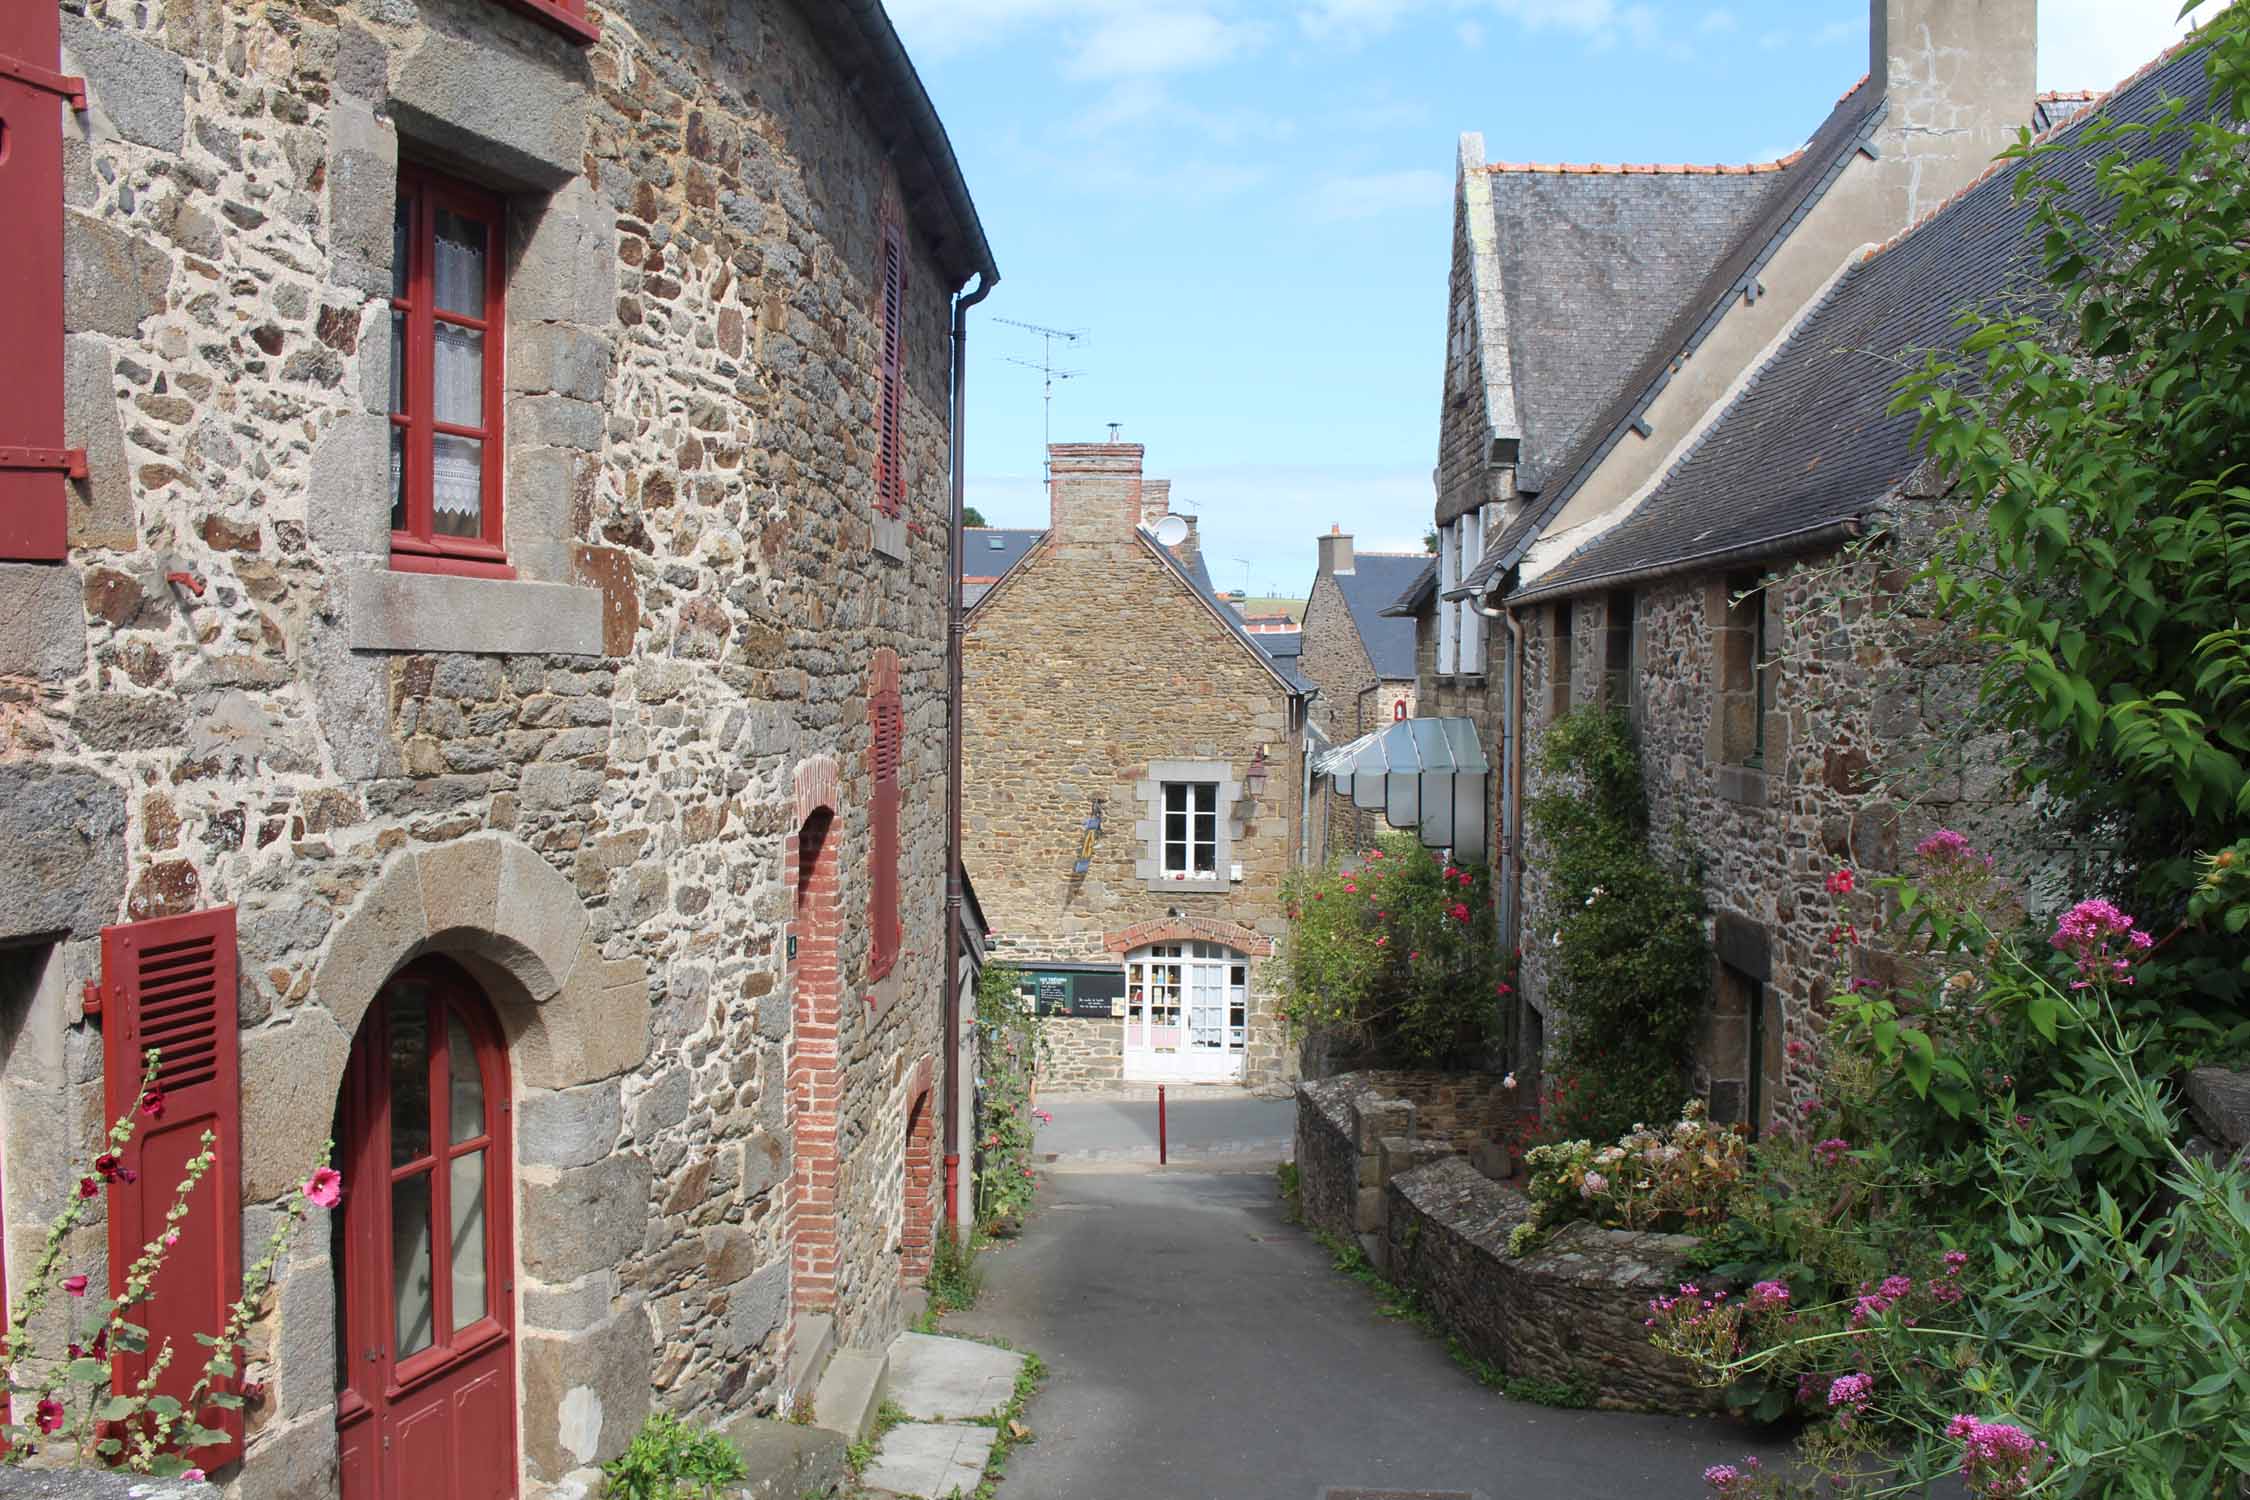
1151 514 1190 548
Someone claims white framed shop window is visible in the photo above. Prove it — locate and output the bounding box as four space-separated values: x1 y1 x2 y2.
1123 941 1247 1082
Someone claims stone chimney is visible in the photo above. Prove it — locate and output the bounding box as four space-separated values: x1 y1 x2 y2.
1140 479 1172 528
1048 442 1144 550
1870 0 2036 218
1316 525 1355 578
1171 515 1203 577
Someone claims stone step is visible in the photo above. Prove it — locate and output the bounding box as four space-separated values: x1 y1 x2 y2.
720 1413 849 1499
883 1331 1028 1422
787 1310 835 1414
811 1347 890 1443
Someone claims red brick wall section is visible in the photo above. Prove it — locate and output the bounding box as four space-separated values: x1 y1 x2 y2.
1101 916 1274 958
788 800 842 1313
900 1053 936 1283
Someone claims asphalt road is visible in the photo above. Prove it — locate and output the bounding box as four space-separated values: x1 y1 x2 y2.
953 1167 1789 1500
1034 1093 1297 1166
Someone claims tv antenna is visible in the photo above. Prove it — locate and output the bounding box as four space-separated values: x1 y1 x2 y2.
1234 557 1252 598
995 316 1085 484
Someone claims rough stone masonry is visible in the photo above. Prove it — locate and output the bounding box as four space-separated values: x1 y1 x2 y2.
0 1 991 1495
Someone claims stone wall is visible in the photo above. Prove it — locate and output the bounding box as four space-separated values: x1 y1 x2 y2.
1384 1157 1711 1413
1511 494 2028 1128
1293 1070 1516 1253
2 1 972 1493
1038 1017 1125 1090
963 443 1305 1088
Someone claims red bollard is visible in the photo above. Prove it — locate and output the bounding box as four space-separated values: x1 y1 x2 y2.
1158 1085 1168 1165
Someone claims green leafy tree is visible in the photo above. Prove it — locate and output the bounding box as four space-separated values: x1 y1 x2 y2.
1897 9 2250 984
962 505 988 528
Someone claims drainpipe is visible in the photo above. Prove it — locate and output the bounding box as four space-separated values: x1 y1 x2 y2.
1299 687 1321 866
1473 595 1525 1068
944 270 995 1235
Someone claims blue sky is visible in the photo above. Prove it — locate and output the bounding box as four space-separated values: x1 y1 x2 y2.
891 0 2207 601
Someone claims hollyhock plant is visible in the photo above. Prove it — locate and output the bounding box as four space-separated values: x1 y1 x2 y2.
305 1167 343 1209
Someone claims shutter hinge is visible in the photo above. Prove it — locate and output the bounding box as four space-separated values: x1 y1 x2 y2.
0 56 89 111
82 980 102 1019
0 446 90 482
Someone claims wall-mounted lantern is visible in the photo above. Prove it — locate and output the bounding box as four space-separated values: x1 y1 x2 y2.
1245 746 1270 802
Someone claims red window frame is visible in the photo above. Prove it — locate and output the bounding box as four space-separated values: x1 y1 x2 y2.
874 223 907 519
0 5 78 562
390 165 511 580
484 0 601 45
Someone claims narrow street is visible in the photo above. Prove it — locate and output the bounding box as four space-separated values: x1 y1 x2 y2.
954 1135 1787 1500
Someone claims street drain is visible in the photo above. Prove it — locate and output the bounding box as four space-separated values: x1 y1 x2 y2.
1321 1491 1479 1499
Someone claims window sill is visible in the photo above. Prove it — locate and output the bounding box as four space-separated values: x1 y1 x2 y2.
1146 876 1229 895
343 564 604 656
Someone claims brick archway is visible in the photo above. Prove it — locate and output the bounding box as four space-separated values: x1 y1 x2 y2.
788 756 844 1314
900 1054 937 1283
1102 916 1275 958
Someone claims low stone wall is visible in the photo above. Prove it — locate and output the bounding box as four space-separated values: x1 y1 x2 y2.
1385 1157 1713 1413
0 1473 213 1498
1294 1070 1516 1256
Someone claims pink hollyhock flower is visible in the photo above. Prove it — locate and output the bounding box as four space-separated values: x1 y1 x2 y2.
1342 883 1358 894
1032 1109 1052 1124
62 1274 87 1297
1826 868 1855 895
304 1167 343 1209
93 1152 122 1182
36 1397 63 1434
77 1177 98 1200
182 1471 205 1483
140 1087 165 1120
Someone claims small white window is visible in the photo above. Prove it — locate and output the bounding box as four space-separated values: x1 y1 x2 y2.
1161 782 1219 876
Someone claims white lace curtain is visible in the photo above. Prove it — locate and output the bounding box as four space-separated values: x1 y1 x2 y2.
431 215 486 537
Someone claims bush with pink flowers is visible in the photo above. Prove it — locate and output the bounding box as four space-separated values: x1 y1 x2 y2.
0 1050 337 1478
1278 833 1502 1066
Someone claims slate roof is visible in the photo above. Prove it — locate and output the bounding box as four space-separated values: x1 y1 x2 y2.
1379 557 1438 619
1508 43 2212 606
1257 630 1303 664
2033 90 2100 132
1490 166 1793 493
1329 554 1432 679
1455 79 1889 597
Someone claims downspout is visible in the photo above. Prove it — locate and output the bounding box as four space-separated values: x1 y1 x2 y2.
1299 688 1322 866
1474 595 1526 1067
944 269 995 1235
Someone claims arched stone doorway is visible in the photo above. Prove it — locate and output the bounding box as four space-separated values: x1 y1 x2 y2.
334 956 516 1500
237 835 653 1495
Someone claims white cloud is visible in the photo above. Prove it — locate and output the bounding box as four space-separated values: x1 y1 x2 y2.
1457 17 1487 47
2038 0 2223 92
1065 7 1268 77
1298 0 1421 44
1699 8 1738 33
1305 166 1451 221
884 0 1105 60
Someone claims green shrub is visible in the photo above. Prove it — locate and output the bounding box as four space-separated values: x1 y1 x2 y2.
1278 833 1502 1066
1510 1101 1747 1254
601 1412 747 1500
1526 708 1708 1137
973 963 1045 1231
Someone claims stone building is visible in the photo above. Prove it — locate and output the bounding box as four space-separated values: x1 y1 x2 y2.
1496 42 2211 1127
1295 528 1423 862
1383 0 2067 973
961 442 1315 1088
0 1 995 1496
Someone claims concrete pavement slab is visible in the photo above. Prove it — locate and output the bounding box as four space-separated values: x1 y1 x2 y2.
887 1331 1028 1421
861 1421 996 1498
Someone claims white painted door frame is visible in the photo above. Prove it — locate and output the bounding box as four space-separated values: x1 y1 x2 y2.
1123 942 1247 1082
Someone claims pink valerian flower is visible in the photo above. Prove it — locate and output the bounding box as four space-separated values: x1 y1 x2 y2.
1942 1249 1970 1275
1785 1038 1808 1059
1827 1372 1874 1418
1915 828 1983 866
1702 1465 1740 1492
1825 867 1856 895
305 1167 343 1209
1746 1280 1792 1312
2050 897 2151 988
1948 1416 2052 1498
1813 1137 1851 1168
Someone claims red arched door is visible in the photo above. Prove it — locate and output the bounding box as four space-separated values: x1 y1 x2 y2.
335 958 517 1500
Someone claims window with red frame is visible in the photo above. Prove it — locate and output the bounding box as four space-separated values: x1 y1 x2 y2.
390 167 509 578
868 654 904 980
874 223 907 518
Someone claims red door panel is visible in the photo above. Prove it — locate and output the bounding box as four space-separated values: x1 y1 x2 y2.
335 959 517 1500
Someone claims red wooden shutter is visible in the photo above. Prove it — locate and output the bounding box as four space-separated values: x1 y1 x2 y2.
100 906 244 1469
0 6 82 561
869 652 903 980
876 225 906 519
